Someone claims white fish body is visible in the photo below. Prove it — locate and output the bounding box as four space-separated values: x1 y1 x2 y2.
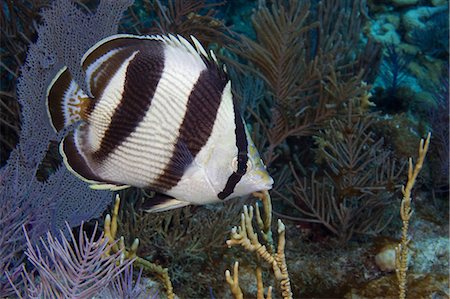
46 34 273 212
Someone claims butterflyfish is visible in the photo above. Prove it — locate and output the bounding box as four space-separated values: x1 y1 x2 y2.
46 34 273 212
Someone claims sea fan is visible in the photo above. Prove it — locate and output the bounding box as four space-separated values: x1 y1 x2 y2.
0 0 133 245
6 223 133 298
0 153 53 297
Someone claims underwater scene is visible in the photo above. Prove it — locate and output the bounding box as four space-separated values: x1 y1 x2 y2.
0 0 449 298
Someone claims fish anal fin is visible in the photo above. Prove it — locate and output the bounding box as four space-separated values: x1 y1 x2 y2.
46 67 92 132
90 184 130 191
138 193 190 213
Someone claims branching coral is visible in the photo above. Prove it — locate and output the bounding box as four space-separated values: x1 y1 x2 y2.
275 104 405 243
225 261 274 299
103 264 159 299
0 153 56 297
121 0 233 47
226 191 293 299
396 133 431 299
380 44 411 98
229 0 380 166
103 195 175 299
115 189 244 297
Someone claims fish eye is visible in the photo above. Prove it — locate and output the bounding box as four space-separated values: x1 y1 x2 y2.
231 157 238 172
231 156 252 173
246 159 253 172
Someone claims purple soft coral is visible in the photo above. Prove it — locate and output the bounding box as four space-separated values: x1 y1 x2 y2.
6 222 133 298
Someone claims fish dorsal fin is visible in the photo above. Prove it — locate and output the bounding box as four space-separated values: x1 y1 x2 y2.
60 129 129 191
81 34 219 97
190 35 209 58
46 67 93 132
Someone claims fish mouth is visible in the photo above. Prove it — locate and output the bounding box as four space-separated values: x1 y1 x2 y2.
264 182 274 191
261 175 274 191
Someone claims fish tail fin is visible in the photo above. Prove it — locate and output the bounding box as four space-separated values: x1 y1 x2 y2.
46 67 92 132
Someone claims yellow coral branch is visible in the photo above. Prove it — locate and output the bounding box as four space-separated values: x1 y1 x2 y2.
256 266 272 299
227 206 276 266
103 195 175 299
225 261 244 299
226 191 293 299
395 133 430 299
254 190 274 253
276 220 292 298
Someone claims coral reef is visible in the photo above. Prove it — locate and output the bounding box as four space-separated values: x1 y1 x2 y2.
1 0 448 298
427 70 449 197
121 0 233 47
0 1 50 166
0 0 134 235
366 0 449 115
0 0 133 296
0 157 52 297
102 195 174 299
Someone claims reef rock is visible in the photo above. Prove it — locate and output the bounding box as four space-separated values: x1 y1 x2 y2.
391 0 418 7
402 5 447 33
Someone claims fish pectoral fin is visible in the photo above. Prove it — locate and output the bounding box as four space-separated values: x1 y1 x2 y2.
168 139 195 174
138 193 190 213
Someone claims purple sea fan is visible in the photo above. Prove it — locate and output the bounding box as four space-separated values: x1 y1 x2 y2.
0 0 134 238
6 222 133 298
0 153 52 297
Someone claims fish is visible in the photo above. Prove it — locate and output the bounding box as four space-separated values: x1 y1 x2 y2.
46 34 273 212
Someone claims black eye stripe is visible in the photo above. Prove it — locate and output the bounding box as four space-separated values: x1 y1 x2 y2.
236 152 248 175
217 100 248 200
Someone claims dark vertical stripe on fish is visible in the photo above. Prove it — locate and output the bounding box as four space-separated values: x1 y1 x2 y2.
154 61 228 190
85 49 136 117
92 43 165 162
88 49 134 100
47 67 72 131
217 101 248 200
83 38 147 73
82 38 163 117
